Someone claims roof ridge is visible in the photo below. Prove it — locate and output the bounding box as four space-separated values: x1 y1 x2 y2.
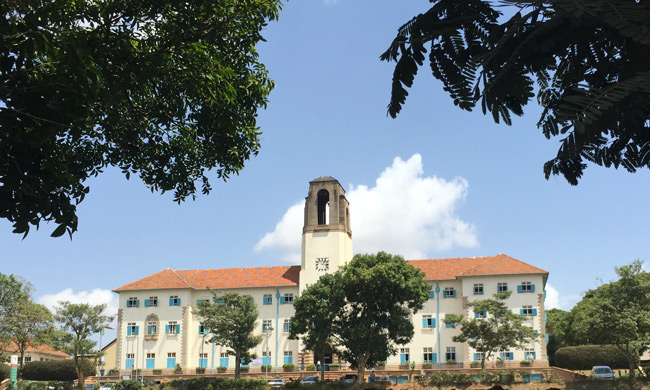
459 255 497 276
175 264 298 273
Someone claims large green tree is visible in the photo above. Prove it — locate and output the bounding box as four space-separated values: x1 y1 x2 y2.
290 252 429 384
1 0 282 237
0 273 31 349
382 0 650 185
198 292 262 379
567 259 650 378
6 300 54 381
54 302 114 389
289 273 339 381
545 308 570 365
446 291 536 372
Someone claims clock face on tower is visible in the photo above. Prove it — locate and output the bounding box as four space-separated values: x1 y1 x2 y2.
315 257 329 271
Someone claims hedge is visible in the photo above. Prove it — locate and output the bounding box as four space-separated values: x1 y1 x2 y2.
21 359 96 381
162 378 267 390
554 345 628 370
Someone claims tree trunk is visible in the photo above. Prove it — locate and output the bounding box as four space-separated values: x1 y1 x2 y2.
234 353 241 379
628 355 636 379
76 361 85 390
356 355 368 385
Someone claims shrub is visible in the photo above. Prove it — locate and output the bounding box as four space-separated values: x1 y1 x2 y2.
306 364 316 371
283 363 295 371
22 359 96 381
260 365 272 372
520 360 531 366
165 378 266 390
0 364 9 381
554 345 629 370
422 363 433 369
217 366 227 373
115 380 142 390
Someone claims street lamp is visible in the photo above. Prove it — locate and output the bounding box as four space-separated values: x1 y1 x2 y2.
97 326 114 387
265 326 274 380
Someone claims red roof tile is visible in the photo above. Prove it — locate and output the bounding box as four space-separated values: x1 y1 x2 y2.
408 254 548 280
3 341 69 358
114 254 546 291
114 266 300 292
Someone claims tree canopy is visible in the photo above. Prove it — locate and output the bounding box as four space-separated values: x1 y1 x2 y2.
290 252 429 384
0 273 31 348
1 0 283 237
566 259 650 377
445 291 536 371
54 302 114 389
382 0 650 185
197 292 262 379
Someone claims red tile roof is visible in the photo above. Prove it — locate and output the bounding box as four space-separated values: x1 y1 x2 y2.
114 254 546 292
409 253 548 280
3 341 69 359
114 266 300 292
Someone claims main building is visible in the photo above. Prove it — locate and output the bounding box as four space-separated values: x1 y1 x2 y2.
112 177 548 373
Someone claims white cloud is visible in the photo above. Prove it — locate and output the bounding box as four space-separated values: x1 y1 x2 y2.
255 153 478 262
544 283 581 311
38 288 119 318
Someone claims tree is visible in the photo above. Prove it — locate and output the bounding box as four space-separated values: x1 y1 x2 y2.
54 302 114 390
6 300 53 380
289 274 340 381
0 273 31 349
568 259 650 378
197 292 262 379
545 308 570 365
382 0 650 185
445 291 536 372
290 252 429 384
1 0 283 238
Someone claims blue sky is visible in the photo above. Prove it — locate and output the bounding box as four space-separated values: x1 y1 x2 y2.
2 0 649 343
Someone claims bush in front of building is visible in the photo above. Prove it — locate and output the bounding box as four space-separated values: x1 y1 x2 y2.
21 359 96 381
162 378 267 390
0 363 9 382
115 380 142 390
554 345 628 370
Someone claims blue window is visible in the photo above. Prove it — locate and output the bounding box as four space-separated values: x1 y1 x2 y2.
165 323 180 335
428 290 435 299
473 352 484 362
166 354 176 369
422 315 435 329
126 323 138 336
263 294 272 305
196 299 209 306
144 297 157 307
500 352 513 361
146 354 155 369
219 355 228 368
284 351 293 364
125 358 134 370
198 325 207 334
147 323 157 335
262 352 271 366
198 354 207 368
497 283 508 293
475 311 486 319
169 296 181 306
126 297 139 308
280 293 294 304
443 288 456 298
517 282 535 293
400 348 410 364
283 319 291 333
520 306 537 316
423 348 436 363
525 350 536 360
445 322 455 328
473 284 484 295
262 320 272 333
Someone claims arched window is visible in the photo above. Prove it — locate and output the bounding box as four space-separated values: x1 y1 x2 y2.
145 314 160 339
317 190 329 225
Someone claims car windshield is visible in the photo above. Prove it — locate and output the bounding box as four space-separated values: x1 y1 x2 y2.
595 368 612 373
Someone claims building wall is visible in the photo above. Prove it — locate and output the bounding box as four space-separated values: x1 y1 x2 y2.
117 286 300 371
393 273 546 366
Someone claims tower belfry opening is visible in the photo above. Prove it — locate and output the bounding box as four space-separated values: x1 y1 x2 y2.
317 190 329 225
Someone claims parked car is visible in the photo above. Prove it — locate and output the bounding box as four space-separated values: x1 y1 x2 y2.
268 378 285 388
374 376 393 384
99 383 116 390
341 374 358 384
591 366 615 380
300 376 320 384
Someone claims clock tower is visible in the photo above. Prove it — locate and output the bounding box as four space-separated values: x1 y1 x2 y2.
299 176 353 293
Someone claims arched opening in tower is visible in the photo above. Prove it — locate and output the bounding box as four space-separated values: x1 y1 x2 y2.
317 190 329 225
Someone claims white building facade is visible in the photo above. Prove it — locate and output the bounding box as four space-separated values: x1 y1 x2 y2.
112 177 548 373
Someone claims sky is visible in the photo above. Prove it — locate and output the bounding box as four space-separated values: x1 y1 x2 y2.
2 0 649 345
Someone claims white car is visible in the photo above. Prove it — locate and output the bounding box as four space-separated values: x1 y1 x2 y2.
591 366 615 380
267 378 285 388
99 383 116 390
